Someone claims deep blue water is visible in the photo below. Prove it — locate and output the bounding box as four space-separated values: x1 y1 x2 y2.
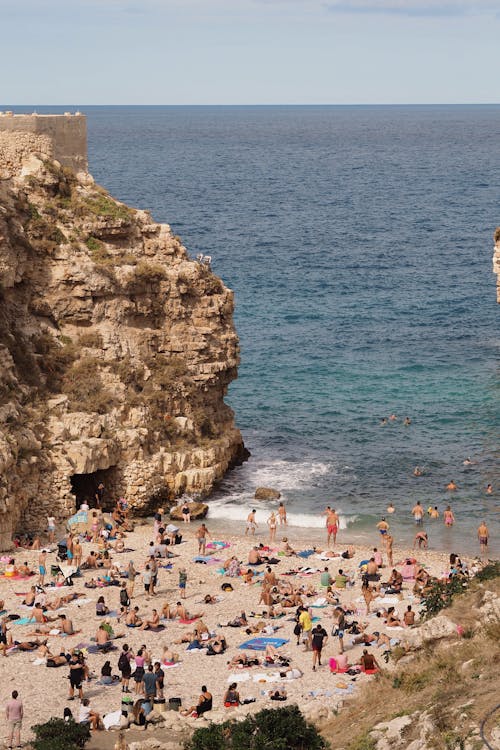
7 105 500 554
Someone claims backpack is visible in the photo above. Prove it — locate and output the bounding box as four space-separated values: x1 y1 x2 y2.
120 589 130 607
118 651 129 671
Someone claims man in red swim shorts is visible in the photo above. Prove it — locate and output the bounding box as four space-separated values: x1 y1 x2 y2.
326 508 339 547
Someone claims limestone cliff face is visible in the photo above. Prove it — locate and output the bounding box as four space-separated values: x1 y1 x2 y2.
0 155 245 549
494 227 500 303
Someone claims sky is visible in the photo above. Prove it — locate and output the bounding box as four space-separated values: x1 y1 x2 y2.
1 0 499 104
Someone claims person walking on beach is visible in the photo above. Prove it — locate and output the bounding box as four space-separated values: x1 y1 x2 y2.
5 690 23 749
245 510 257 536
267 512 277 542
179 568 187 599
311 623 328 671
477 522 489 555
332 607 346 654
385 534 394 567
38 549 47 586
127 561 137 599
326 508 339 547
278 502 287 525
196 523 211 554
47 515 56 543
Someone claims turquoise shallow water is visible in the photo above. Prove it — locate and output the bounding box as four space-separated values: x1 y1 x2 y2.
8 104 499 555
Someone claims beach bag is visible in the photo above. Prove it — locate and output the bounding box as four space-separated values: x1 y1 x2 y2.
120 589 130 607
118 652 129 671
168 697 182 711
293 622 302 637
174 534 182 545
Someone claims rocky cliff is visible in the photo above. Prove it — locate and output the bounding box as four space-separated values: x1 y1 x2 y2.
0 154 245 549
494 227 500 303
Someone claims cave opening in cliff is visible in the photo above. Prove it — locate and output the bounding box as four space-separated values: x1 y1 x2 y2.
69 467 119 511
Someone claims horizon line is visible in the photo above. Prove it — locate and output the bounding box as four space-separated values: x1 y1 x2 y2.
2 102 500 108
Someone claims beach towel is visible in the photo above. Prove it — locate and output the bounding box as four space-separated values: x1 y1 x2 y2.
14 617 35 625
238 637 289 651
179 617 200 625
103 710 122 730
207 541 230 550
297 550 315 558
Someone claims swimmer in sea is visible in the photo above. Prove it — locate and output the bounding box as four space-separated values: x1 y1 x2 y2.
389 414 398 421
380 418 388 426
446 480 458 491
429 506 439 519
386 502 395 514
486 484 493 495
404 417 411 426
413 466 422 477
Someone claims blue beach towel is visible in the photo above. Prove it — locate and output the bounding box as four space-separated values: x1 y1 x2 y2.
15 617 35 625
297 550 315 558
238 637 289 651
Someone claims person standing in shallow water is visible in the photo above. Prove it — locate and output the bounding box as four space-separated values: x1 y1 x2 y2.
477 522 489 555
278 502 287 526
245 510 257 536
326 508 339 547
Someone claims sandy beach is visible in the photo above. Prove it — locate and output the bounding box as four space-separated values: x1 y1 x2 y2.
0 512 482 748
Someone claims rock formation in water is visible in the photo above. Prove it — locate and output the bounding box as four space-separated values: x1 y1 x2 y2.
494 227 500 303
0 118 245 550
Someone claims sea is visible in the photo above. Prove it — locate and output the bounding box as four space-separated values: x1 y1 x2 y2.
9 105 500 556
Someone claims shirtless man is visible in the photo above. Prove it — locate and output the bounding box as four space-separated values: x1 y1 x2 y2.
413 531 428 550
126 607 143 628
38 549 47 586
245 510 257 536
326 508 340 547
263 566 278 587
96 624 111 648
403 605 415 626
248 547 263 565
58 614 76 635
196 524 211 555
477 522 489 555
446 480 458 491
140 609 160 631
278 502 287 526
411 502 424 526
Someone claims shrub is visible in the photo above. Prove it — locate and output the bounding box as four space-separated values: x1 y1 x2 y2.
475 561 500 582
61 357 115 414
347 733 377 750
31 717 90 750
186 705 328 750
130 262 167 284
35 334 78 391
421 577 467 619
78 331 103 349
84 194 132 221
85 236 104 253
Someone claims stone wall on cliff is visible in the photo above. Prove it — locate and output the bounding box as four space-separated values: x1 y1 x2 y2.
0 153 245 550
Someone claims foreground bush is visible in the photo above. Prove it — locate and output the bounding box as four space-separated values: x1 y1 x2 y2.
31 717 90 750
186 705 328 750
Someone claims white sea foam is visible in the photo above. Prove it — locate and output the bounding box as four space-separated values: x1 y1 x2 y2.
206 498 356 530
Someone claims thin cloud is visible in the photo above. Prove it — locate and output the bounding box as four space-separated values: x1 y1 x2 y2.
325 0 499 15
